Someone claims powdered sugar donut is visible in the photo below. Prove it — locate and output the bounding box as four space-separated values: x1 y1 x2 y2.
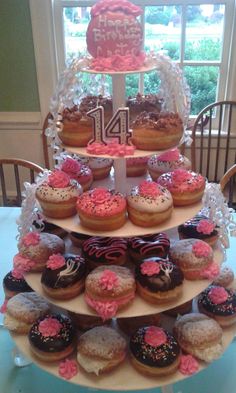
60 157 93 191
157 169 205 206
127 180 173 227
148 148 191 181
88 157 113 180
126 157 148 177
76 187 127 231
169 238 219 280
36 170 82 218
84 265 136 320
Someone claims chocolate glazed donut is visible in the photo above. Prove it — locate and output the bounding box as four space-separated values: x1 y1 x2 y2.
82 237 128 270
178 214 219 245
129 233 170 263
3 271 32 298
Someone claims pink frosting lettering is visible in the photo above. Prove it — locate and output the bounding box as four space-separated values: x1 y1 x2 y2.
99 269 119 290
208 286 229 304
48 170 70 188
46 254 66 270
59 359 78 380
179 354 199 375
200 262 220 280
139 181 162 198
172 169 192 183
61 157 81 175
158 148 180 162
22 232 40 246
192 241 211 257
0 299 8 314
13 253 36 274
144 326 167 347
38 317 62 337
141 261 160 276
197 219 215 234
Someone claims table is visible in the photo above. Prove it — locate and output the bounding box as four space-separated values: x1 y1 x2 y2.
0 207 236 393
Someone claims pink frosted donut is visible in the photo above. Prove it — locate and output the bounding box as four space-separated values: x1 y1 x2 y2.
148 149 191 181
126 157 148 177
127 180 173 227
60 157 93 191
76 187 127 231
157 169 205 206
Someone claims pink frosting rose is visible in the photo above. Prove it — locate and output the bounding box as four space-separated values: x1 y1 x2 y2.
58 359 78 380
200 262 220 279
179 354 199 375
87 141 135 156
139 181 162 197
13 253 36 274
99 270 119 290
144 326 167 347
0 299 8 314
22 232 40 246
85 294 118 320
12 269 24 279
48 170 70 188
90 188 111 204
172 169 192 183
46 254 66 270
38 317 63 337
192 241 211 257
208 286 229 304
141 260 160 276
197 219 215 234
158 148 180 162
61 157 81 175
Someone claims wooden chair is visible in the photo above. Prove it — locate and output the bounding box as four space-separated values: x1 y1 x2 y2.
191 100 236 182
220 164 236 210
0 158 44 207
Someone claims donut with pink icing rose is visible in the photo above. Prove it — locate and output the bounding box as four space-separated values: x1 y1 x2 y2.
41 253 86 300
129 326 181 376
135 257 184 303
198 285 236 327
126 157 148 177
169 238 220 281
147 148 191 181
28 313 76 362
86 0 144 71
157 168 205 206
59 157 93 191
178 213 219 246
36 169 82 218
17 231 65 272
88 157 113 180
127 180 173 227
76 187 127 231
84 265 136 320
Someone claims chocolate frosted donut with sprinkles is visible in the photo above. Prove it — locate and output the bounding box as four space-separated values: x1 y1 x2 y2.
178 213 219 246
198 285 236 327
130 326 181 376
3 271 32 299
129 233 170 263
82 236 128 270
28 313 76 362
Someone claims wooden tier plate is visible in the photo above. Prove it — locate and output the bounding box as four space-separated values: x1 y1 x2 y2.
11 317 236 390
25 245 223 318
45 201 202 238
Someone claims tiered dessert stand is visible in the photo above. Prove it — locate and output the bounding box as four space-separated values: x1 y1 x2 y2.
10 58 236 393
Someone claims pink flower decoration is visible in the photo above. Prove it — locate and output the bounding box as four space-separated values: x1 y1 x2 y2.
139 181 162 198
86 141 135 156
11 269 24 279
61 157 81 175
99 270 119 290
48 170 70 188
158 148 180 162
144 326 167 347
208 286 229 304
58 359 78 380
90 188 110 204
13 253 36 274
85 294 118 320
22 232 40 246
179 354 199 375
192 241 211 257
172 169 192 183
91 0 142 18
200 262 220 279
38 317 62 337
46 254 66 270
141 260 160 276
0 299 8 314
197 219 215 234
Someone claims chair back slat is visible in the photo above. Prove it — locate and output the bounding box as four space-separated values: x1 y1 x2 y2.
224 104 232 173
14 164 22 206
206 109 213 179
0 164 8 206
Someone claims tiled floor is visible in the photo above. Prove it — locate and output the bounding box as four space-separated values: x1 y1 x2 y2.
1 207 236 393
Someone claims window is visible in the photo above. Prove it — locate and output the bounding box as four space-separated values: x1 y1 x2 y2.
30 0 236 118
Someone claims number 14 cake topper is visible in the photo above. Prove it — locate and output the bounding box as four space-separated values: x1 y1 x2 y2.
87 106 132 145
